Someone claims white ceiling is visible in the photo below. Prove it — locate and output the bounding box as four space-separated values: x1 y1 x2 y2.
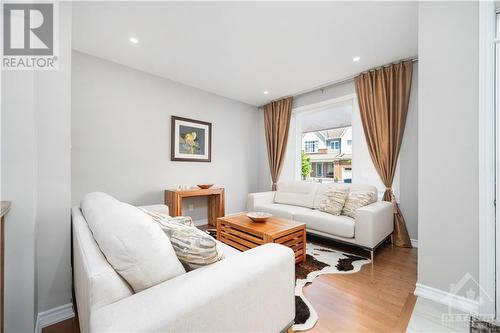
72 2 418 106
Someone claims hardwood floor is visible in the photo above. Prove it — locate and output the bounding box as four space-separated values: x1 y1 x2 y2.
303 239 417 333
44 236 417 333
393 293 418 333
42 317 79 333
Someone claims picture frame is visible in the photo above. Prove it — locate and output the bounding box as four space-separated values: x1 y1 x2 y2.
171 116 212 162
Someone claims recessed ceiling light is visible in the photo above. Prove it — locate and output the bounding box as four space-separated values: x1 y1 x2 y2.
263 91 269 95
129 37 139 44
353 56 361 62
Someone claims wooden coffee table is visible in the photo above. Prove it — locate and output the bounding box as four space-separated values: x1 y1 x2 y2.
216 213 306 263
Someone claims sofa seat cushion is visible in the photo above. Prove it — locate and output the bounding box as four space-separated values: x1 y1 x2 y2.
274 181 318 208
293 210 355 238
81 192 186 293
253 203 315 220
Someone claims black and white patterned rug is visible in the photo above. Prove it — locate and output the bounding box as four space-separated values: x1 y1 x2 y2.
293 242 370 331
205 228 371 331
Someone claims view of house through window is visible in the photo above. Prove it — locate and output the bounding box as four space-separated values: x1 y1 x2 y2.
301 126 352 183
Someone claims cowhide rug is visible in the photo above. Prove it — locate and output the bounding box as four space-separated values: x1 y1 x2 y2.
205 228 370 331
293 242 370 331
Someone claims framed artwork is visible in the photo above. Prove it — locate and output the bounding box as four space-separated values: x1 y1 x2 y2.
171 116 212 162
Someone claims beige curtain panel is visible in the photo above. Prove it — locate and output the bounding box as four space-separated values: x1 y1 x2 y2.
354 60 413 248
263 97 293 191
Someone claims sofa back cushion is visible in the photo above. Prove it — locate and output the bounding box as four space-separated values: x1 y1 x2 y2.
316 188 349 215
348 184 378 200
274 181 318 208
341 191 376 218
313 183 378 209
81 192 185 293
72 207 133 333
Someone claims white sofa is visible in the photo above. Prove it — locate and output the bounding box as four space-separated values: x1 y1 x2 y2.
72 201 295 333
247 181 394 259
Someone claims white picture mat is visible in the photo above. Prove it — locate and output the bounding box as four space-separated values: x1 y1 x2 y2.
174 119 210 159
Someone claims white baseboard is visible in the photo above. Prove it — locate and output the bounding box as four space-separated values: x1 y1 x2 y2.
411 239 418 248
35 303 75 333
414 283 479 314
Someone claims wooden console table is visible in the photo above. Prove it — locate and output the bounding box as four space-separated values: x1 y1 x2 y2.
164 188 225 227
0 202 10 333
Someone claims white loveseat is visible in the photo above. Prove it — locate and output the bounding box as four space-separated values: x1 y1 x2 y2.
247 181 394 259
72 199 295 333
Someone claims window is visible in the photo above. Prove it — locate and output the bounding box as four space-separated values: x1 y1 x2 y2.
326 162 334 177
310 162 317 177
304 140 318 153
301 126 352 183
328 139 340 151
317 163 323 177
297 98 354 183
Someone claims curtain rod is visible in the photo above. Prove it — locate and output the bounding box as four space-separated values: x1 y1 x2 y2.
259 57 418 108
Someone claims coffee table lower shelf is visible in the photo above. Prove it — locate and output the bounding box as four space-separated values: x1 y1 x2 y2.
216 214 306 264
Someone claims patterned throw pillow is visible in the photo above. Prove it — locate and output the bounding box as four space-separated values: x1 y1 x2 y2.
141 209 224 270
318 188 348 216
143 209 194 227
341 191 375 218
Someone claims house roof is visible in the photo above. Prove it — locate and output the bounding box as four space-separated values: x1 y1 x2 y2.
319 127 347 140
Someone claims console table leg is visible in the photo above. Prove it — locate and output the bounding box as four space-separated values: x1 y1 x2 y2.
208 196 215 226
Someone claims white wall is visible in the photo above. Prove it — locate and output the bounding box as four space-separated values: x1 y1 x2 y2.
418 2 478 292
1 3 73 331
257 114 271 191
35 2 73 314
294 81 357 109
71 51 260 221
1 70 37 333
399 63 418 242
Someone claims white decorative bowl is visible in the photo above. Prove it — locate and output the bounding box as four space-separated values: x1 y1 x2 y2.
246 212 272 223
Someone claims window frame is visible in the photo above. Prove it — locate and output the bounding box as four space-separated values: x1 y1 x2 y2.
292 94 357 182
327 139 341 151
304 140 318 153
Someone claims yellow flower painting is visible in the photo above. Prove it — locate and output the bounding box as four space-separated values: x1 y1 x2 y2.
171 116 212 162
